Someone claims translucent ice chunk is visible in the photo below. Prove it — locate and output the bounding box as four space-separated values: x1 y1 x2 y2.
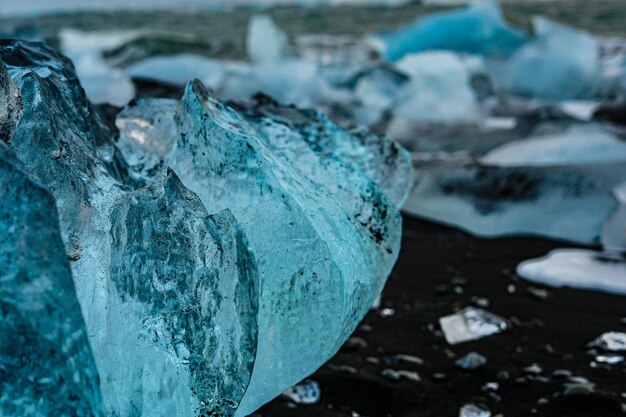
517 250 626 295
459 404 492 417
0 57 22 143
2 40 259 417
501 18 601 99
115 97 178 181
372 0 527 61
482 124 626 167
247 14 289 65
389 52 481 125
589 332 626 352
404 160 626 244
0 142 102 417
282 380 321 405
168 80 406 415
439 307 507 345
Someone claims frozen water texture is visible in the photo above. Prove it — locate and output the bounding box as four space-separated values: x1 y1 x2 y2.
482 124 626 166
60 29 135 106
439 307 507 345
2 39 261 417
517 250 626 295
282 380 321 404
167 81 406 415
455 352 487 369
372 0 527 61
589 332 626 352
459 403 492 417
404 159 626 244
0 98 101 416
1 39 410 417
247 14 289 64
500 18 601 99
388 52 481 127
115 98 178 181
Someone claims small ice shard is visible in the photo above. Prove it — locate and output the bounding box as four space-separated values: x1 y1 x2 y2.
125 54 226 91
439 307 507 345
387 52 481 126
459 403 491 417
0 142 102 416
381 369 421 382
517 250 626 295
482 124 626 167
59 28 135 106
595 354 624 365
247 14 289 65
500 18 601 99
371 0 527 61
282 380 321 405
115 97 178 180
455 352 488 370
589 332 626 352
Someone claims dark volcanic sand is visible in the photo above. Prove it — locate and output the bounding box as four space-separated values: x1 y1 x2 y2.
259 215 626 417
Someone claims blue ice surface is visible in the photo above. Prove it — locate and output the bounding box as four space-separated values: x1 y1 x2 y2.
376 1 528 61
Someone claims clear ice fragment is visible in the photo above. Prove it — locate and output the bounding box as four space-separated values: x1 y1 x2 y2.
589 332 626 352
439 307 507 345
459 404 491 417
282 380 321 405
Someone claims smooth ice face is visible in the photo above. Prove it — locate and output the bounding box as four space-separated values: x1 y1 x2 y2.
2 40 260 417
439 307 507 345
0 143 102 417
403 160 626 244
372 0 527 61
246 14 289 64
167 81 407 415
481 124 626 167
517 249 626 296
501 18 601 99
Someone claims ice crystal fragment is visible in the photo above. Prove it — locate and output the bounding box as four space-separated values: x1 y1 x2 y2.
589 332 626 352
459 404 491 417
439 307 507 345
247 15 289 65
0 143 102 417
455 352 487 370
115 97 178 181
282 380 321 405
2 40 261 417
2 39 409 417
372 0 527 61
168 80 407 416
109 169 259 417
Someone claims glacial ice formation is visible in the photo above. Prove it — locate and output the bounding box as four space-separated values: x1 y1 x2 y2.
517 181 626 295
371 0 527 61
388 52 481 126
403 159 626 244
481 124 626 167
498 18 601 99
0 39 411 417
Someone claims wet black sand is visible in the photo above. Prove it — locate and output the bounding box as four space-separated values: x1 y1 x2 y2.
259 215 626 417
